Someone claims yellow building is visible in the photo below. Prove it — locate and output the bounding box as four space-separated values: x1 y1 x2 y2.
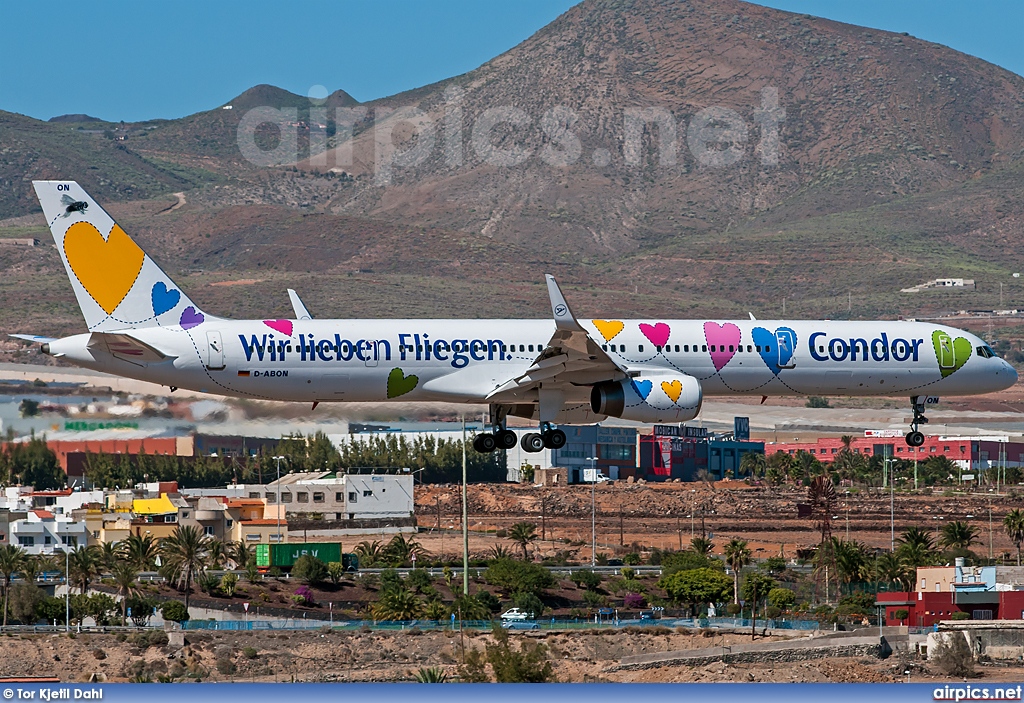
916 566 956 593
130 494 179 539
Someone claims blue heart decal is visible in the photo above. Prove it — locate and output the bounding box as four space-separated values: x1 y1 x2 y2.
631 379 653 400
151 282 181 317
752 326 797 374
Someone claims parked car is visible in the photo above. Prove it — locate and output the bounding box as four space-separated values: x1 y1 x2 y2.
501 620 540 630
500 607 534 621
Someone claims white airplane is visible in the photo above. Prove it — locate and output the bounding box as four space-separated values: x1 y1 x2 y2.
15 181 1018 453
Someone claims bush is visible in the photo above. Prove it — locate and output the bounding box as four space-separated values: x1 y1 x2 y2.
475 590 501 614
582 590 604 608
485 624 554 682
570 569 602 591
623 592 646 609
513 592 544 617
661 550 719 576
950 611 970 621
292 556 327 586
620 567 636 580
215 658 237 676
407 569 433 593
9 583 43 624
931 633 976 677
726 603 742 616
161 601 190 623
241 647 258 660
767 587 796 611
326 562 346 585
806 396 830 408
622 553 641 565
92 648 107 660
893 609 909 623
484 559 554 596
219 573 238 597
292 586 315 606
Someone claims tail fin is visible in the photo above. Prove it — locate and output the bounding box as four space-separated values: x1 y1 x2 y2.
33 181 205 332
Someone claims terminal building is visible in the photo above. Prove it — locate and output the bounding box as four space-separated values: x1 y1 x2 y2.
638 424 765 481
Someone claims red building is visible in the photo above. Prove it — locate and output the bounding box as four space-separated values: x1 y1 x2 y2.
765 434 1023 473
876 591 1024 627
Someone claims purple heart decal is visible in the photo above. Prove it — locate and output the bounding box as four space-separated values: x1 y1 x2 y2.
639 322 671 348
179 306 205 330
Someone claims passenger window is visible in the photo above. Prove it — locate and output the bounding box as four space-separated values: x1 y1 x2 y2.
729 345 734 352
684 345 689 352
756 345 761 352
765 345 771 352
602 344 607 351
529 345 534 352
675 345 680 352
702 345 707 352
747 345 752 352
519 344 525 352
656 346 662 352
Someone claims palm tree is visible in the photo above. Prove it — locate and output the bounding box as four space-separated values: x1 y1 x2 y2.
1004 510 1024 566
939 521 980 552
690 536 714 557
230 541 254 570
739 452 767 479
832 538 867 584
383 534 427 566
415 667 449 683
207 539 227 568
98 541 121 570
110 561 140 622
160 525 211 611
723 538 751 604
489 544 514 561
898 526 935 552
354 540 384 567
507 522 538 560
371 588 423 621
122 534 159 571
873 552 913 590
0 544 25 627
67 545 101 594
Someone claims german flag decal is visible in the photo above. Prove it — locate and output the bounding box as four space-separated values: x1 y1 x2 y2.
237 370 250 377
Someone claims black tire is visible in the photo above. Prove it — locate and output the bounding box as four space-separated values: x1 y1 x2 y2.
474 433 497 453
545 429 567 449
497 429 518 450
906 431 925 447
521 433 545 453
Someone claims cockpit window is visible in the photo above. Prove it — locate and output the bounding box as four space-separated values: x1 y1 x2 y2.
976 345 995 359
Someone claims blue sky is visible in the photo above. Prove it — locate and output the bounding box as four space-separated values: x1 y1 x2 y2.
1 1 1020 123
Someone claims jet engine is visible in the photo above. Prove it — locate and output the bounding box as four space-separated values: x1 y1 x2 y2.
591 373 702 423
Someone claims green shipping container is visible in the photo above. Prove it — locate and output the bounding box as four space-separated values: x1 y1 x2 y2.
257 542 343 568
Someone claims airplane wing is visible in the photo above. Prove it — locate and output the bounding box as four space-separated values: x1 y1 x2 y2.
287 289 313 320
487 275 625 400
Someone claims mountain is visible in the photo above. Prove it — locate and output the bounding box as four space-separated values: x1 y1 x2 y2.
48 114 103 123
309 0 1024 253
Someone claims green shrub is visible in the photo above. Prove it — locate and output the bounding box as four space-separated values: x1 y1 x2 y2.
219 573 238 597
407 569 433 593
484 559 554 596
292 555 327 586
620 567 636 580
513 592 545 617
161 600 190 623
950 611 970 621
242 647 258 659
570 569 602 591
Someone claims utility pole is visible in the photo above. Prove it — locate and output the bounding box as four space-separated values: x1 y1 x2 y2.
541 495 546 542
619 504 624 546
461 416 469 596
990 506 994 561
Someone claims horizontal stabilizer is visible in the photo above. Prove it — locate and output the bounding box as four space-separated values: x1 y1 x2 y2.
9 334 57 344
88 332 176 365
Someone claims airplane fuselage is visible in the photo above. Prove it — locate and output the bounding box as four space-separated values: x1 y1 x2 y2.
48 317 1016 406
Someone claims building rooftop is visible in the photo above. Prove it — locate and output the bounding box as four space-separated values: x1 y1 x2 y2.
132 495 176 515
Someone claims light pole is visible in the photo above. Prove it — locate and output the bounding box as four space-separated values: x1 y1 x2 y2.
586 456 598 566
690 489 696 539
63 547 69 632
885 450 895 552
272 456 286 544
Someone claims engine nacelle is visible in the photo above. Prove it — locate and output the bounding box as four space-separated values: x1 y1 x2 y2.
591 373 703 423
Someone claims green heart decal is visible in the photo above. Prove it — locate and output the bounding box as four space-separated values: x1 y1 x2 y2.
387 367 419 398
932 330 973 378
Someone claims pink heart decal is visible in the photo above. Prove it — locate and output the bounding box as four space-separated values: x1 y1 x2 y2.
263 320 293 336
639 322 671 348
703 321 741 371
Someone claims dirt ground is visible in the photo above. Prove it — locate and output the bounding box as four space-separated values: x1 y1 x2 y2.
3 627 1022 683
414 481 1024 561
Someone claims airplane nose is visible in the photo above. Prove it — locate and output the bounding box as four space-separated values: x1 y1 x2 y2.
1006 361 1019 385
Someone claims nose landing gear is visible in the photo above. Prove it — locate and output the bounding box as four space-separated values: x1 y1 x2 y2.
906 396 928 447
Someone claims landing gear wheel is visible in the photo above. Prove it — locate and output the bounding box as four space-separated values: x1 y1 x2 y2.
496 429 518 450
543 429 567 449
473 433 496 453
521 433 545 453
905 395 929 448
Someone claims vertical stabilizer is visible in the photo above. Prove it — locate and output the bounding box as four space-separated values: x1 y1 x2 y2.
32 180 206 332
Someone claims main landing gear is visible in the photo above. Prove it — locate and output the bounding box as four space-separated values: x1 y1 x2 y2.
471 406 567 454
906 395 927 447
520 424 567 453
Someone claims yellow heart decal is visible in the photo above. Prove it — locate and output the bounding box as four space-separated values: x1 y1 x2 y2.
593 319 625 341
662 380 683 403
63 222 145 315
